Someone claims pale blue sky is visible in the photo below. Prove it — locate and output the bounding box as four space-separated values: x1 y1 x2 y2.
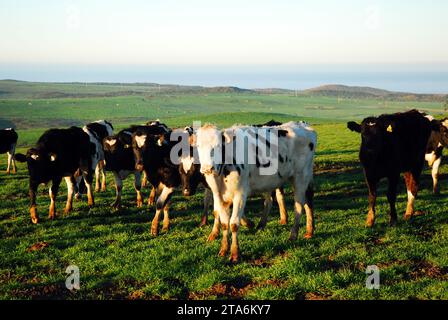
1 0 447 66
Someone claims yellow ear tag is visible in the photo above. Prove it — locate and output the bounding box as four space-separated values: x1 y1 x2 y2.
387 125 393 133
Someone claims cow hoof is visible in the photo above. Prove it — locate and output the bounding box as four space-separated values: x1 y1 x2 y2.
94 188 100 193
229 255 239 264
256 222 267 230
218 249 228 257
136 201 143 208
150 227 159 237
31 217 39 224
6 171 10 175
207 232 218 242
304 233 313 239
288 233 298 241
403 214 413 221
389 219 397 227
279 219 288 225
365 220 375 228
101 187 107 192
162 225 169 233
64 208 72 215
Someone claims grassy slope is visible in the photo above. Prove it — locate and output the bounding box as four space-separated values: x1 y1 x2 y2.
0 86 447 300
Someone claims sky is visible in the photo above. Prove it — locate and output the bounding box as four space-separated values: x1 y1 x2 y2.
1 0 447 66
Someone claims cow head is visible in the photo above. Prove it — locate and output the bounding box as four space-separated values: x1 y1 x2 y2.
103 132 133 171
132 130 168 172
194 125 223 175
15 148 57 183
347 117 389 153
177 127 202 197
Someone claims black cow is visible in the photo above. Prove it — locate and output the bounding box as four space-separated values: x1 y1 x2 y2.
424 117 448 194
347 110 441 227
103 127 144 209
0 128 18 174
15 127 95 224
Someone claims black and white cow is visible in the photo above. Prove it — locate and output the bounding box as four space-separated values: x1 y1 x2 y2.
194 122 317 262
347 110 443 227
132 126 209 236
15 127 95 224
81 120 114 193
424 117 448 194
180 123 288 236
0 128 18 174
103 127 145 209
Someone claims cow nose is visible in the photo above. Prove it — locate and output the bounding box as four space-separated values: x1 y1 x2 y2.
183 189 190 197
200 165 213 175
135 162 144 172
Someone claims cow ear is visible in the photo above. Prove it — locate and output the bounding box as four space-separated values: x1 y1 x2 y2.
347 121 361 133
223 130 234 144
49 153 57 161
15 153 27 163
277 129 288 137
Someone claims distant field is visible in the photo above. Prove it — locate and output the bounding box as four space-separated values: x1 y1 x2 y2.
0 81 447 300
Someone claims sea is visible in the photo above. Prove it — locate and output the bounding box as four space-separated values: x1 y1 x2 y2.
1 64 448 94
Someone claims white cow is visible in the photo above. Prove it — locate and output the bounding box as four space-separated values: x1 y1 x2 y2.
194 121 317 262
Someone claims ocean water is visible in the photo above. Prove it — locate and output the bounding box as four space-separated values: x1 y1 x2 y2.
1 64 448 94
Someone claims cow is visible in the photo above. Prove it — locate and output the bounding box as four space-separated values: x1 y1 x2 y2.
347 110 443 228
424 117 448 194
132 126 210 236
103 127 145 209
180 123 288 234
0 128 18 174
15 127 95 224
81 120 114 193
193 122 317 262
141 119 170 190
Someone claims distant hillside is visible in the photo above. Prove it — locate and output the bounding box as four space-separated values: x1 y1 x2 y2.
302 84 448 102
0 80 254 99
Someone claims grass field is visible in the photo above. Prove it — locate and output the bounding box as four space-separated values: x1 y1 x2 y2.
0 81 447 300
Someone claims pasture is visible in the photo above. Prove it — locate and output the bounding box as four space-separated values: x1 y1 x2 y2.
0 81 447 299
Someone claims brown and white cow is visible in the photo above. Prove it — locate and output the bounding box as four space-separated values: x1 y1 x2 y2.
194 122 317 262
0 128 18 174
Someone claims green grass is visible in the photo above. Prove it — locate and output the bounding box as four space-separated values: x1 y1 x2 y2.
0 87 447 300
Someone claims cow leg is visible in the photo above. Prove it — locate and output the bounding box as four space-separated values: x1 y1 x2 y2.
229 191 247 263
257 192 273 230
100 161 107 192
134 171 143 208
200 188 213 226
141 172 148 188
276 187 288 225
151 186 174 236
304 183 315 238
11 145 17 174
431 157 442 194
387 174 399 226
111 172 123 209
404 172 419 220
218 206 231 258
207 210 221 241
94 163 101 192
289 177 306 241
29 180 39 224
82 170 95 208
64 176 76 214
365 175 378 228
148 185 157 206
6 151 12 175
49 177 61 220
162 200 171 232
